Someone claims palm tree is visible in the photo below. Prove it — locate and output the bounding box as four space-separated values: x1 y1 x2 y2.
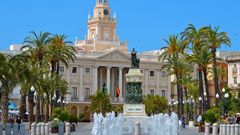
0 54 18 123
10 54 32 118
46 34 76 109
203 26 231 106
159 35 186 116
90 91 112 114
187 82 200 124
181 24 209 111
47 34 76 74
22 31 50 122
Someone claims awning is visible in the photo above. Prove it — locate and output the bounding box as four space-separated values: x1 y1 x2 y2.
8 102 17 110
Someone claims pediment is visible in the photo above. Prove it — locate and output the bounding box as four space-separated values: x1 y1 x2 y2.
97 49 130 61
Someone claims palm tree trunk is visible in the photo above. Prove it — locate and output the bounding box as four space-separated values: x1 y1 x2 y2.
203 68 210 110
19 94 27 118
28 92 35 123
212 48 219 106
1 92 9 123
176 75 181 116
35 98 40 123
51 61 56 73
194 99 197 124
41 100 44 121
198 69 203 114
185 87 189 122
56 61 60 74
45 102 49 122
180 86 184 116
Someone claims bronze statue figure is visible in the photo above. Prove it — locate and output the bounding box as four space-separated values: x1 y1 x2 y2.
131 48 140 68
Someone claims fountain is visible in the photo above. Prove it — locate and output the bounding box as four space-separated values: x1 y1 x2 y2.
91 49 179 135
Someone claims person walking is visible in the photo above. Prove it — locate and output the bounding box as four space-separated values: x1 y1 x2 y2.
16 116 22 131
235 113 240 124
181 115 186 128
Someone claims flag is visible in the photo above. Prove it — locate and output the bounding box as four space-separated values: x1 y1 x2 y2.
116 85 120 97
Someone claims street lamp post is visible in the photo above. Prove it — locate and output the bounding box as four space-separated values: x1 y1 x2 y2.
199 97 202 114
221 87 229 116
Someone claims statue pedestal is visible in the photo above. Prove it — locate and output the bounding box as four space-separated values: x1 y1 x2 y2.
123 104 146 116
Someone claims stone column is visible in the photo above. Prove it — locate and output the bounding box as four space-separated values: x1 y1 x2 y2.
231 124 235 135
223 124 227 135
119 67 123 102
234 124 239 135
219 124 223 135
36 123 41 135
13 123 19 135
227 124 231 135
65 122 71 135
100 67 103 90
45 123 49 135
19 123 26 135
111 68 115 98
79 66 84 101
107 66 111 95
205 123 210 135
31 122 36 135
144 70 149 95
212 123 218 135
40 122 45 135
134 122 140 135
93 65 98 94
156 70 160 94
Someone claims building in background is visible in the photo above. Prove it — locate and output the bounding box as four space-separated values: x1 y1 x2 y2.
62 0 171 120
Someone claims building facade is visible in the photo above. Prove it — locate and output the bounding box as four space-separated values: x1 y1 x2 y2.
62 0 171 120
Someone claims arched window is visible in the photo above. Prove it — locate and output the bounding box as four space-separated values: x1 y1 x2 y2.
71 106 78 116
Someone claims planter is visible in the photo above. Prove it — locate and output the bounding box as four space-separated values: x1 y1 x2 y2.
51 127 59 133
198 122 205 132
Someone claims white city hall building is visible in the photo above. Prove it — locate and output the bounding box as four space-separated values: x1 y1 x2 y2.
61 0 171 120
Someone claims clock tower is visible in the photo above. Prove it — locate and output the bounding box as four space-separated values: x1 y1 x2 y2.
75 0 128 52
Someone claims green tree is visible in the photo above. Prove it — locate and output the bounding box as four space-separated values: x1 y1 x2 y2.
159 35 187 116
143 95 168 116
0 54 18 123
47 34 76 74
181 24 212 110
203 26 231 106
90 91 111 114
22 31 51 123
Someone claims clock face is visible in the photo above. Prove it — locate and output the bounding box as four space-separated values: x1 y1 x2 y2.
103 9 109 16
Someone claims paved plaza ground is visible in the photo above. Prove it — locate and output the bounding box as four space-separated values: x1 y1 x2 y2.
22 122 204 135
48 123 204 135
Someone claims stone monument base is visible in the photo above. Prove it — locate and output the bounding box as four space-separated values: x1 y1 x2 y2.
123 104 147 116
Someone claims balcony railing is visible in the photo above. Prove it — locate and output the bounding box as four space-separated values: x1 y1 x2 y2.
71 97 80 102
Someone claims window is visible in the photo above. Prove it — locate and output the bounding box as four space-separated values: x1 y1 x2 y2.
150 90 155 95
150 71 154 77
104 31 110 41
84 88 91 98
59 66 64 73
234 77 237 84
161 71 167 77
72 67 77 73
85 67 91 74
71 87 78 98
161 90 166 97
140 69 144 74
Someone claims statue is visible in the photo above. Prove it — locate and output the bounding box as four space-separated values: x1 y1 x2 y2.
131 48 140 68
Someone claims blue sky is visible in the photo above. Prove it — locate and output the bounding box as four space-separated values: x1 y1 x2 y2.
0 0 240 52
